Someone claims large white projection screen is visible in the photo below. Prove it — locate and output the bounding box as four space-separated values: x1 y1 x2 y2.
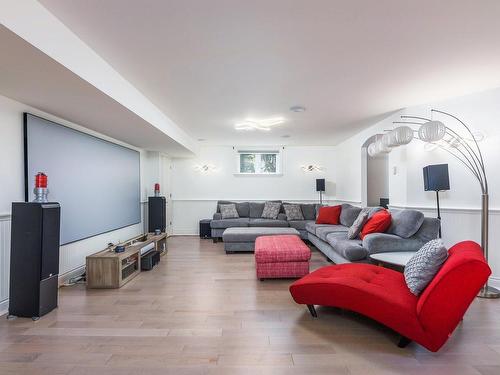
24 113 141 245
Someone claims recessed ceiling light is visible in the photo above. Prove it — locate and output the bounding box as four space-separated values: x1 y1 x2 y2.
290 105 306 112
234 117 285 131
281 134 291 138
197 138 206 142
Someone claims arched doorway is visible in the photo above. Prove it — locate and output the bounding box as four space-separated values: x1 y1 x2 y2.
361 135 389 207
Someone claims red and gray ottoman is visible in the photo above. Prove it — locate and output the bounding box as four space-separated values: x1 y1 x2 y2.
255 235 311 280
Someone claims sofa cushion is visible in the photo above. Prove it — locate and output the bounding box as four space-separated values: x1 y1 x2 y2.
388 210 425 238
316 205 342 224
222 227 299 242
340 204 362 227
360 209 392 240
347 210 369 240
210 218 249 229
300 204 317 220
249 202 265 218
404 239 448 296
316 225 349 241
248 218 289 227
289 220 314 231
217 201 250 217
305 222 335 235
219 204 239 219
325 232 368 261
283 204 304 221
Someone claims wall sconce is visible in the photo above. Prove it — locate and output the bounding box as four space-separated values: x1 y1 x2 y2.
301 164 324 172
194 164 218 174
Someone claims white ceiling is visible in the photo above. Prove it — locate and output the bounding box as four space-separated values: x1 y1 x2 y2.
34 0 500 146
0 25 194 156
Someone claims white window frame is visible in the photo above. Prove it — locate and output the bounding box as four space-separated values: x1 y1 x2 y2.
234 147 284 176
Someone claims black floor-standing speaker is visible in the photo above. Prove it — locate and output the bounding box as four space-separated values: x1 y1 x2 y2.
9 202 60 320
148 196 166 233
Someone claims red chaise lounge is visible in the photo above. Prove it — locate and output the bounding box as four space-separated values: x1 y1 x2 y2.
289 241 491 352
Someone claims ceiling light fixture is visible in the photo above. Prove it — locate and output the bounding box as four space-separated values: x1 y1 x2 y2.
290 105 306 112
234 117 285 131
301 164 324 172
194 163 218 174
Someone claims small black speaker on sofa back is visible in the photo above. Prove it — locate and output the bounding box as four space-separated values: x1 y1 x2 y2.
423 164 450 191
148 196 166 233
9 202 60 320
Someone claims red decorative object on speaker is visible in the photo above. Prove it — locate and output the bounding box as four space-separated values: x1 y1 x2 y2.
33 172 49 203
154 183 160 197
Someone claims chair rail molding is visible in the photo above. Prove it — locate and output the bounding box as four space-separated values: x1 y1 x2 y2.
388 204 500 215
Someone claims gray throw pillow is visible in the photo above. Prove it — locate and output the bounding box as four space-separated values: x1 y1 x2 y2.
261 201 281 219
404 239 448 296
388 210 425 238
219 204 239 219
347 210 369 239
340 204 363 227
283 204 304 221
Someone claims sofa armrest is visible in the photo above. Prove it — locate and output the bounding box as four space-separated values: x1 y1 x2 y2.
213 212 222 220
363 233 425 255
277 213 287 221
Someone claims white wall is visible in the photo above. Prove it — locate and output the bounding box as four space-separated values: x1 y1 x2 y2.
170 145 337 234
334 87 500 286
0 94 161 314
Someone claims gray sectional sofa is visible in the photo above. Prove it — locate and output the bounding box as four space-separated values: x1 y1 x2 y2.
307 204 440 264
210 201 440 264
211 200 318 241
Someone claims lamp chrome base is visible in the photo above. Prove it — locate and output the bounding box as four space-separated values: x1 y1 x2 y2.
478 285 500 299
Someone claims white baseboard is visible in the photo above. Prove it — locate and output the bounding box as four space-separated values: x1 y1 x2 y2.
488 276 500 290
58 266 86 286
0 299 8 317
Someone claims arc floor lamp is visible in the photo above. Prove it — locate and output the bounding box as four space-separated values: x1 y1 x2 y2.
367 109 498 298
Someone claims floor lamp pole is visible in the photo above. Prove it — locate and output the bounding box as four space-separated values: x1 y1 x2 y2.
478 193 499 298
435 191 442 238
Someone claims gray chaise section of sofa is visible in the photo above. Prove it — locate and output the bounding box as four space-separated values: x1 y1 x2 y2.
223 227 300 253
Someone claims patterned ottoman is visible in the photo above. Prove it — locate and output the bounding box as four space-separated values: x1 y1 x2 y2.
255 235 311 280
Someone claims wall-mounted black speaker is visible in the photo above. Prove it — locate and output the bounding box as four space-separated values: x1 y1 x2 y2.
316 179 325 192
9 202 60 320
148 196 166 233
423 164 450 191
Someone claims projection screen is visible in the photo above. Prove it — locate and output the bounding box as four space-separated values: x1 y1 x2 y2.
24 113 141 245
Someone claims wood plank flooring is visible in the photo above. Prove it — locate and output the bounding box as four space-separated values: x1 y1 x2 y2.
1 236 500 374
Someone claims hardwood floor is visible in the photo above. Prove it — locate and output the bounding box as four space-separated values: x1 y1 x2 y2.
1 236 500 374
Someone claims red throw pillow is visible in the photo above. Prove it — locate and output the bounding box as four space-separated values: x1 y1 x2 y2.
360 209 392 239
316 205 342 225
